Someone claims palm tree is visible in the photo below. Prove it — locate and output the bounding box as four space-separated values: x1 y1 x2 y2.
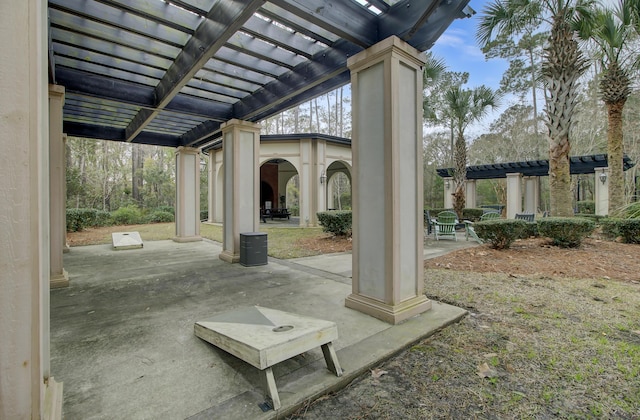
477 0 594 217
576 0 640 213
445 85 501 218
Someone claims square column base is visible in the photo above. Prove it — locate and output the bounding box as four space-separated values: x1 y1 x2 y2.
219 250 240 264
50 269 69 289
345 294 432 324
172 235 202 243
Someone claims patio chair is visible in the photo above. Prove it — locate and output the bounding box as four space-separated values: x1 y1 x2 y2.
434 211 457 241
515 212 535 222
424 210 433 237
464 211 501 243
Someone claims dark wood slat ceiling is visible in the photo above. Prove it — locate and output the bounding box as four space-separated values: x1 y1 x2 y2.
51 0 472 148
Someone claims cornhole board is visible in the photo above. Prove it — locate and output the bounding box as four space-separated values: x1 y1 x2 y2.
194 306 342 410
111 231 143 250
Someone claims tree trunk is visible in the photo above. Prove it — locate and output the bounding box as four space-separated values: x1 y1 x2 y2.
132 143 144 206
528 46 539 137
607 100 625 214
453 131 467 219
548 133 572 216
339 87 343 137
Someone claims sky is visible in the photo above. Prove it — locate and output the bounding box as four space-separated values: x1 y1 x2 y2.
429 0 512 134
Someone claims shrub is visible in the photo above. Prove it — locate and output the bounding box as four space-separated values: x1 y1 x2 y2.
601 218 640 243
576 200 595 214
110 205 144 225
537 217 595 248
94 210 113 227
520 222 538 239
155 206 175 215
475 219 527 250
200 210 208 221
317 210 352 237
462 208 484 221
145 211 174 224
574 213 606 224
66 208 98 232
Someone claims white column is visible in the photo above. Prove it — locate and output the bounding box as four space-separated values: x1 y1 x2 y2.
506 173 523 218
523 176 540 214
213 150 224 223
315 139 327 220
443 177 454 209
49 85 69 288
595 167 609 216
219 120 260 263
174 147 202 242
207 151 214 222
299 138 313 227
1 0 53 417
465 179 477 209
346 36 431 324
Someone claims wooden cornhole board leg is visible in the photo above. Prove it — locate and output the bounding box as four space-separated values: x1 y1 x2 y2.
263 367 281 410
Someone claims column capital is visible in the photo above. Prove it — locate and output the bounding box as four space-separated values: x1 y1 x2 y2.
347 36 426 72
49 83 65 99
221 119 261 132
176 146 199 155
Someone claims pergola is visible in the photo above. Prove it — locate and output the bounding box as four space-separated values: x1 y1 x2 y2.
437 154 635 217
50 0 472 147
3 1 474 417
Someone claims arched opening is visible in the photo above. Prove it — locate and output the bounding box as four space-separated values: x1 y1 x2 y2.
260 158 299 220
326 161 352 211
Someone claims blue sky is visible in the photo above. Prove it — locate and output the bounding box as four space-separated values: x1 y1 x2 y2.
429 0 511 134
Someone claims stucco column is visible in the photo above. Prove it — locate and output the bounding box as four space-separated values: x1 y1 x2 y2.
465 179 477 209
299 138 313 226
346 36 431 324
49 85 69 288
595 167 609 216
1 0 56 416
219 119 260 263
207 149 223 223
443 177 454 209
315 139 327 219
523 176 540 214
506 173 523 218
174 146 202 243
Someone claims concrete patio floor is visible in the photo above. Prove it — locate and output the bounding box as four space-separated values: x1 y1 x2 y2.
51 233 475 419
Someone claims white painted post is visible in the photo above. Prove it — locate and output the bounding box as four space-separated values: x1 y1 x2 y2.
465 179 477 209
49 85 69 288
1 0 52 416
219 120 260 263
595 167 609 216
346 36 431 324
506 173 523 218
174 147 202 242
443 177 454 209
523 176 540 214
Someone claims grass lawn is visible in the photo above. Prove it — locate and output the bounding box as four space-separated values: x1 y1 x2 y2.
68 222 338 259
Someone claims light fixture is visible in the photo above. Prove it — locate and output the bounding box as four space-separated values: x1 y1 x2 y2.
445 180 450 189
599 171 607 185
320 170 327 184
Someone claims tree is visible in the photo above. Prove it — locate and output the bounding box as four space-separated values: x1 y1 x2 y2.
478 0 594 217
576 0 640 212
445 85 501 218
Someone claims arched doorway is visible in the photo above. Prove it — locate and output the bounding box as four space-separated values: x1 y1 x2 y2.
326 161 352 211
260 159 299 217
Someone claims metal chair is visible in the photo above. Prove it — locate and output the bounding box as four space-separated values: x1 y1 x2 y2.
515 213 535 222
424 210 433 237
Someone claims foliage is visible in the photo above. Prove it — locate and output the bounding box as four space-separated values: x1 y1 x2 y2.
67 208 98 232
576 200 595 214
317 211 352 237
155 206 175 215
145 211 174 224
574 213 605 223
200 210 208 221
110 205 144 226
612 201 640 219
601 218 640 243
520 221 539 238
537 217 595 247
94 210 113 227
462 208 485 221
475 219 527 249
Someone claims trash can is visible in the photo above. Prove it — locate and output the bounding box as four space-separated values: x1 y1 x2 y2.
239 232 268 267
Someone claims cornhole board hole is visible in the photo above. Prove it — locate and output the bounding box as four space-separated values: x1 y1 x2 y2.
111 231 143 250
194 306 342 410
